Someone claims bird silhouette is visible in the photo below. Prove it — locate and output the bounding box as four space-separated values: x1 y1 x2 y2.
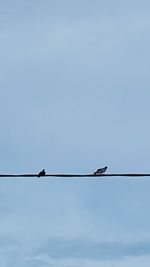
94 166 108 175
38 169 46 177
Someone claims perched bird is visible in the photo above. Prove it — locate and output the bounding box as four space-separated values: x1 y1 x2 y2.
94 166 108 175
38 169 46 178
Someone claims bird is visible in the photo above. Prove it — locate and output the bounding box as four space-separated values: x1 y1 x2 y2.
38 169 46 178
94 166 108 175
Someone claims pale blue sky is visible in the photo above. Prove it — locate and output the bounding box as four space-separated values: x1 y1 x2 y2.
0 0 150 266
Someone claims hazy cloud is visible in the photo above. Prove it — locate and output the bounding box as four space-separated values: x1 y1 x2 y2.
34 238 150 261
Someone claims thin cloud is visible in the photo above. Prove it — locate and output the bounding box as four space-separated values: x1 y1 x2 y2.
33 238 150 261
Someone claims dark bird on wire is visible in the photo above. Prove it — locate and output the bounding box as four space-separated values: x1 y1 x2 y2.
38 169 46 178
94 166 108 175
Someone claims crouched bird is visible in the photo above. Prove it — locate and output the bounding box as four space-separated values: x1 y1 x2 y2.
94 166 108 175
38 169 46 177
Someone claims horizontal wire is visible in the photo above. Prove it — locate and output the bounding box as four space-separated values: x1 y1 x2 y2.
0 173 150 178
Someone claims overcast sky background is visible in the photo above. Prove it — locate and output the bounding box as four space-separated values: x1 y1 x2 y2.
0 0 150 266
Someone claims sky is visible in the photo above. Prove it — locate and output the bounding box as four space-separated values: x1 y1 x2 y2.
0 0 150 266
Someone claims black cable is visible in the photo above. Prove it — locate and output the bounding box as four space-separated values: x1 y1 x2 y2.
0 173 150 178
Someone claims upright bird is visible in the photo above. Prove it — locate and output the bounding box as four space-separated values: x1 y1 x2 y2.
94 166 108 175
38 169 46 178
